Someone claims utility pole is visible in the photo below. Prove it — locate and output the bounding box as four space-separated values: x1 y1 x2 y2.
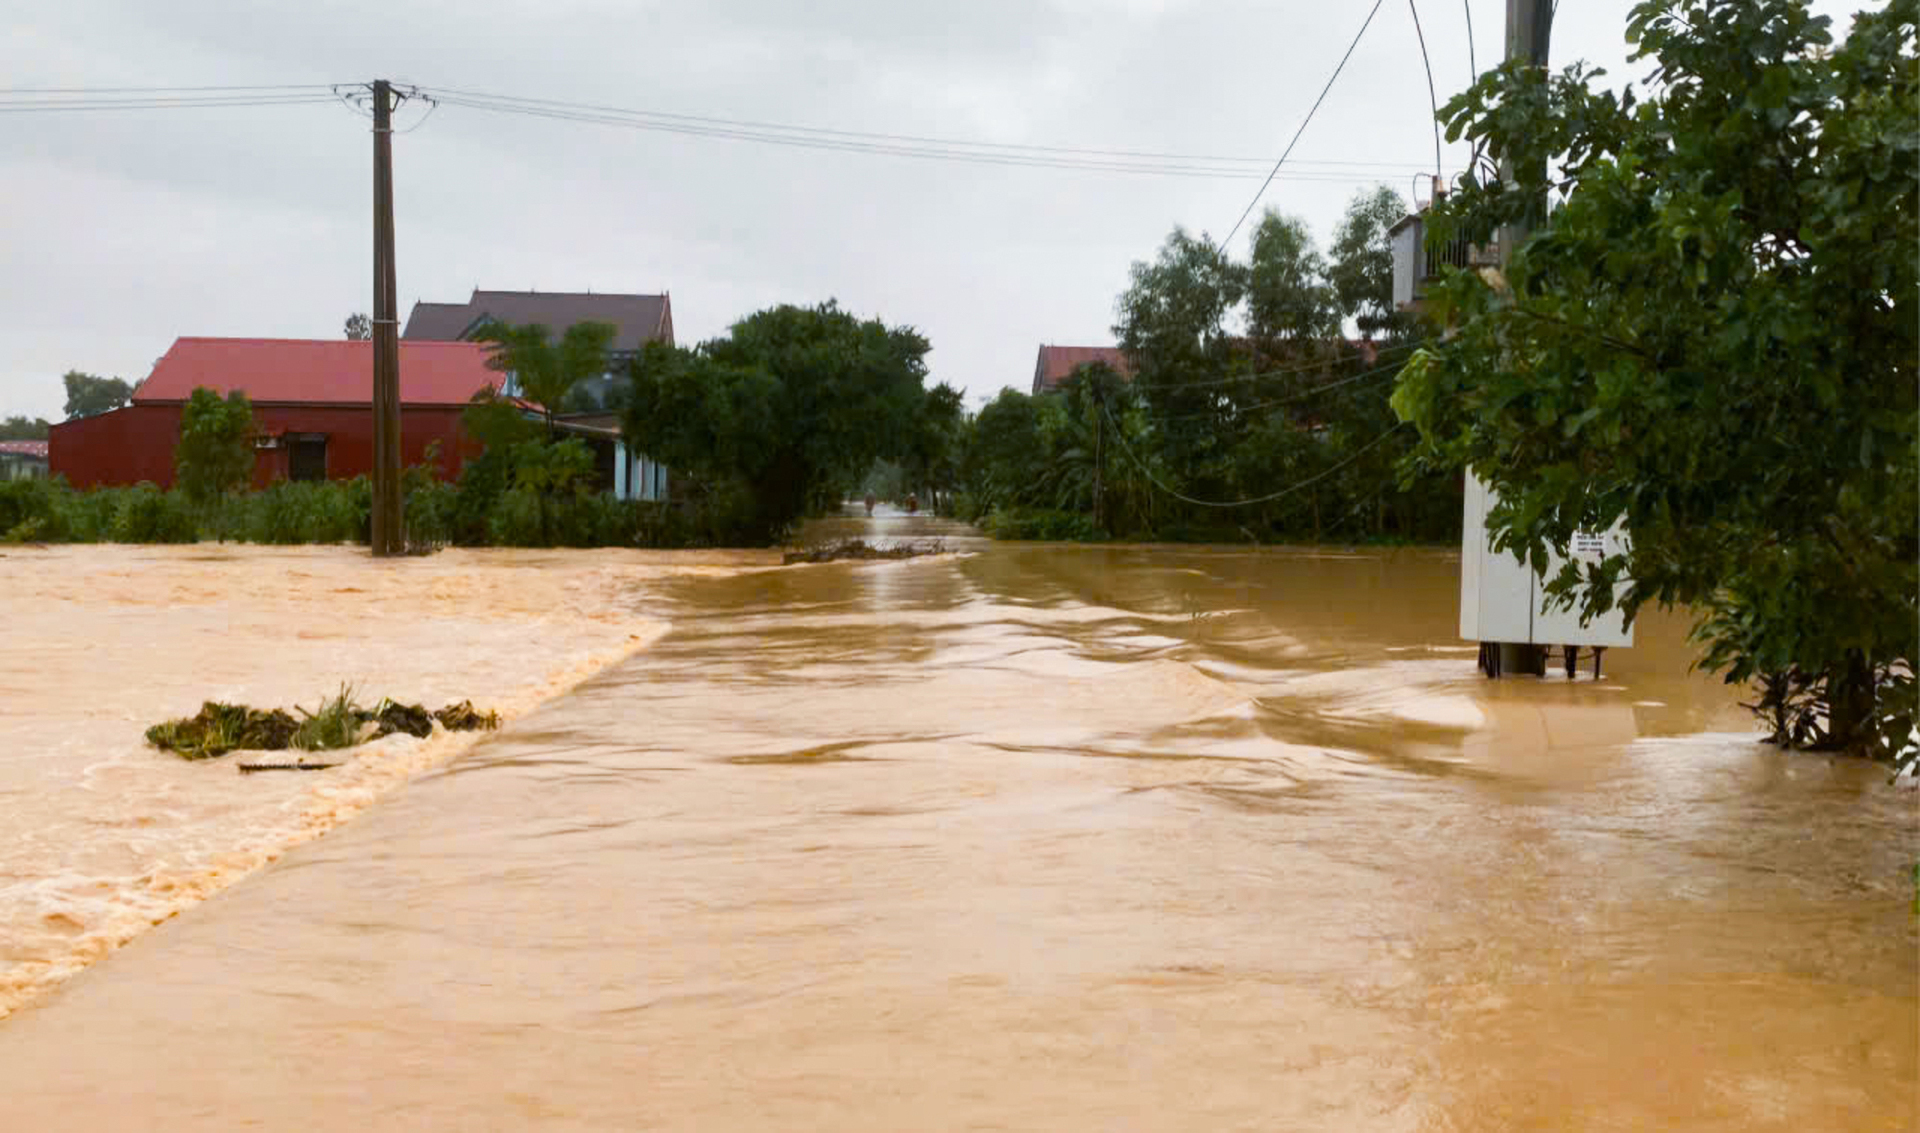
369 79 404 557
1488 0 1554 677
1091 384 1106 532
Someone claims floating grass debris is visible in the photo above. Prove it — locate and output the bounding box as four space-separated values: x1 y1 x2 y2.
237 760 341 774
146 685 501 762
145 704 299 761
782 538 946 565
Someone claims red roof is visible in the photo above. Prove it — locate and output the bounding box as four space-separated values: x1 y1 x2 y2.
0 440 48 458
131 338 503 407
1033 345 1132 394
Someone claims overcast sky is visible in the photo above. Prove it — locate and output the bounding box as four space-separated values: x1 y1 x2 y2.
0 0 1860 421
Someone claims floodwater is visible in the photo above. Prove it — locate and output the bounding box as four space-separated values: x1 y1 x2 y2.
2 515 1914 1130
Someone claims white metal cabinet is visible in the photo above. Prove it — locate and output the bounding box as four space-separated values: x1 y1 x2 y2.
1459 474 1633 649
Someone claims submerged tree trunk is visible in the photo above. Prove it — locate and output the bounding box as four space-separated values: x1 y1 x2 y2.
1824 649 1877 753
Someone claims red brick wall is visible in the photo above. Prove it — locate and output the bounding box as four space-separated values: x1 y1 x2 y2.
49 404 481 490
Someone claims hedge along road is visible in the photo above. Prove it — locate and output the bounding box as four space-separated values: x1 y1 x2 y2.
0 514 1912 1130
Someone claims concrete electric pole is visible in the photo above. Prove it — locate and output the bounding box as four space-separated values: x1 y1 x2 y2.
1485 0 1554 677
369 79 405 557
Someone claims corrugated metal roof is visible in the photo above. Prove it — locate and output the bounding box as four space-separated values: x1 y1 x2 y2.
130 338 502 407
0 440 48 458
402 290 673 353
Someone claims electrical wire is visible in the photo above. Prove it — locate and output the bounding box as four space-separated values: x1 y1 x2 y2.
1216 0 1388 252
0 83 339 94
1141 359 1406 421
434 94 1414 182
1464 0 1478 81
1131 341 1419 392
1409 0 1444 178
421 83 1429 172
0 94 338 112
1101 401 1409 508
393 97 440 134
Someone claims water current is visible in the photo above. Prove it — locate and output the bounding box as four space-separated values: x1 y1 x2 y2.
2 514 1913 1129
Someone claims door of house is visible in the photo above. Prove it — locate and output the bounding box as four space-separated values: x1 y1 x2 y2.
288 434 328 482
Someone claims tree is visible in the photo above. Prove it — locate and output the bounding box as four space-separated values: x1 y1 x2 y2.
344 312 372 341
473 320 618 435
174 387 255 509
1327 186 1413 341
62 371 132 420
1391 0 1916 761
0 416 50 441
960 388 1046 517
625 302 932 542
901 382 966 510
1246 211 1337 347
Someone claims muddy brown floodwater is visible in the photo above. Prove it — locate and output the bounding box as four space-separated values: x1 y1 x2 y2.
1 515 1914 1130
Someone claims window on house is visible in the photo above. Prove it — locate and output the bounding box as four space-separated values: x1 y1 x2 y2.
289 435 328 482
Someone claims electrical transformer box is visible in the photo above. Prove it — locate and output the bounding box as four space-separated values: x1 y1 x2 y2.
1459 474 1633 649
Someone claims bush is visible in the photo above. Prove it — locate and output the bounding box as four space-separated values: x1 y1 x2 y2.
0 478 67 542
404 480 458 550
228 480 368 545
110 483 199 543
980 507 1107 542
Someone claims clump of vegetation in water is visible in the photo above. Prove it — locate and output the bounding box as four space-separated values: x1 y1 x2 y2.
782 538 946 565
146 685 500 761
145 703 299 760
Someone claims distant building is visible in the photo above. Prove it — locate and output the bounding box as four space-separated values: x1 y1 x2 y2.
50 338 501 490
404 288 674 499
0 440 48 481
1031 345 1132 396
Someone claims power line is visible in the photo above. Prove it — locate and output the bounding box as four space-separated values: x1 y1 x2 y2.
1101 400 1409 508
0 83 339 94
0 94 338 112
1409 0 1444 178
1140 358 1407 421
422 83 1432 172
1131 341 1420 392
434 93 1416 182
1464 0 1479 81
1217 0 1389 252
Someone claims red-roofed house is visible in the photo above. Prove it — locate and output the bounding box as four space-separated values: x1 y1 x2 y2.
1031 345 1132 395
0 440 49 481
49 338 502 490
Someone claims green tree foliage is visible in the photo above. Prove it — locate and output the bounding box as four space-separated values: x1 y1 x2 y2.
1328 185 1414 340
343 312 372 341
981 191 1455 544
959 389 1046 518
62 371 133 420
901 382 966 510
1247 212 1337 346
625 301 933 542
173 387 255 505
0 415 50 440
473 320 618 435
1391 0 1916 761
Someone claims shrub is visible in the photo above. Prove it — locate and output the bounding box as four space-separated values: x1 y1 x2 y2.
980 507 1107 542
0 478 67 542
110 483 199 543
229 480 367 545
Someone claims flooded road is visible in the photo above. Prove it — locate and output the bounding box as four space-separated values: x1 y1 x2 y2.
2 517 1914 1130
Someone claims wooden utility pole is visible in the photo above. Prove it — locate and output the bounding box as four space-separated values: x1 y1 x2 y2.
1489 0 1554 676
369 79 404 557
1091 386 1106 532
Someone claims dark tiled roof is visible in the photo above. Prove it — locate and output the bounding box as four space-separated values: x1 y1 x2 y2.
1032 345 1132 394
403 290 673 353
